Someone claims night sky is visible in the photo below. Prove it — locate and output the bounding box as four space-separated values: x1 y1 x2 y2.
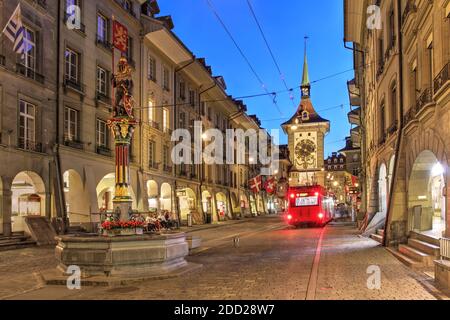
157 0 353 156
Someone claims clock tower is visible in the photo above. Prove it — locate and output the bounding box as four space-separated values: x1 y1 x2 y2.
281 44 330 187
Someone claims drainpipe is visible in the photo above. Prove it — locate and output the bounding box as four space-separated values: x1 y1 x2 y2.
383 0 405 247
198 81 217 223
55 0 68 233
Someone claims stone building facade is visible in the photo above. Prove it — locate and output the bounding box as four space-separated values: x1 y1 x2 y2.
0 0 274 237
344 0 450 243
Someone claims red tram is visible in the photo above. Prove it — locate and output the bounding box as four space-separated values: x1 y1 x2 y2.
285 185 334 228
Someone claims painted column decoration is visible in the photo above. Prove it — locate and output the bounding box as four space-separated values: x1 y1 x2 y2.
108 57 138 221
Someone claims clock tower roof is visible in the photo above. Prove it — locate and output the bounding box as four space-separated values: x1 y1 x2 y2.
282 41 329 129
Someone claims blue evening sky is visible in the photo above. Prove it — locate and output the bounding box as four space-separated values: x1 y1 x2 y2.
157 0 353 156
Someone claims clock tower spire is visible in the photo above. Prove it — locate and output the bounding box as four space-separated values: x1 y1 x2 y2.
301 36 311 98
281 39 330 187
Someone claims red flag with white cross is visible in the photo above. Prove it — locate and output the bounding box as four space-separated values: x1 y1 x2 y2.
264 177 276 195
249 175 262 193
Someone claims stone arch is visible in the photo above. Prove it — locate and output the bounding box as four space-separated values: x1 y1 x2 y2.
215 192 228 220
96 173 137 212
146 180 159 212
388 155 396 194
11 171 46 232
407 129 449 175
160 183 172 212
63 169 90 224
408 150 446 237
378 163 388 216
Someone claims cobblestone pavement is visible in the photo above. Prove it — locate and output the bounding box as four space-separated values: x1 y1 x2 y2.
0 216 445 300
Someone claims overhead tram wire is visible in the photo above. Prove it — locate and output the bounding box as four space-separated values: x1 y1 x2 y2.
135 56 386 111
204 0 283 115
246 0 295 108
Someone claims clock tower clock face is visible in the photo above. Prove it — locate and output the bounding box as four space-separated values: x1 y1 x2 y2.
294 132 317 170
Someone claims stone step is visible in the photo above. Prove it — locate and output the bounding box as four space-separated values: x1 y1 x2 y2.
408 238 440 256
398 245 435 267
0 240 36 252
410 231 441 246
0 235 29 242
377 229 385 236
386 247 422 269
370 233 383 244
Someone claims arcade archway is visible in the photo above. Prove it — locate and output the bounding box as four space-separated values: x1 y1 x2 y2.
408 151 446 237
160 183 172 212
63 170 90 224
202 190 213 223
96 173 137 212
147 180 159 213
178 188 196 222
378 163 388 216
215 192 228 221
11 171 45 232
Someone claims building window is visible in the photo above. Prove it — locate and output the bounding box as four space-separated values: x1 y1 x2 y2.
97 13 108 44
148 55 156 81
20 27 36 71
189 89 195 107
96 119 108 148
179 81 186 100
148 96 154 122
163 108 169 132
380 101 386 137
65 47 79 82
388 8 395 49
19 100 36 148
97 66 108 96
427 41 434 88
163 66 170 91
64 107 79 141
148 140 156 167
179 112 186 129
127 37 133 62
390 83 397 125
163 145 169 167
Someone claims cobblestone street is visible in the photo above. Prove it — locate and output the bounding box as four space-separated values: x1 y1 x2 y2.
0 216 446 300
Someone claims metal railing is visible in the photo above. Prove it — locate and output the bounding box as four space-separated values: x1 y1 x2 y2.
16 64 45 84
416 87 433 113
96 34 112 50
149 121 160 130
434 62 449 94
149 162 160 170
64 77 85 93
96 92 111 105
441 238 450 260
163 165 172 173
